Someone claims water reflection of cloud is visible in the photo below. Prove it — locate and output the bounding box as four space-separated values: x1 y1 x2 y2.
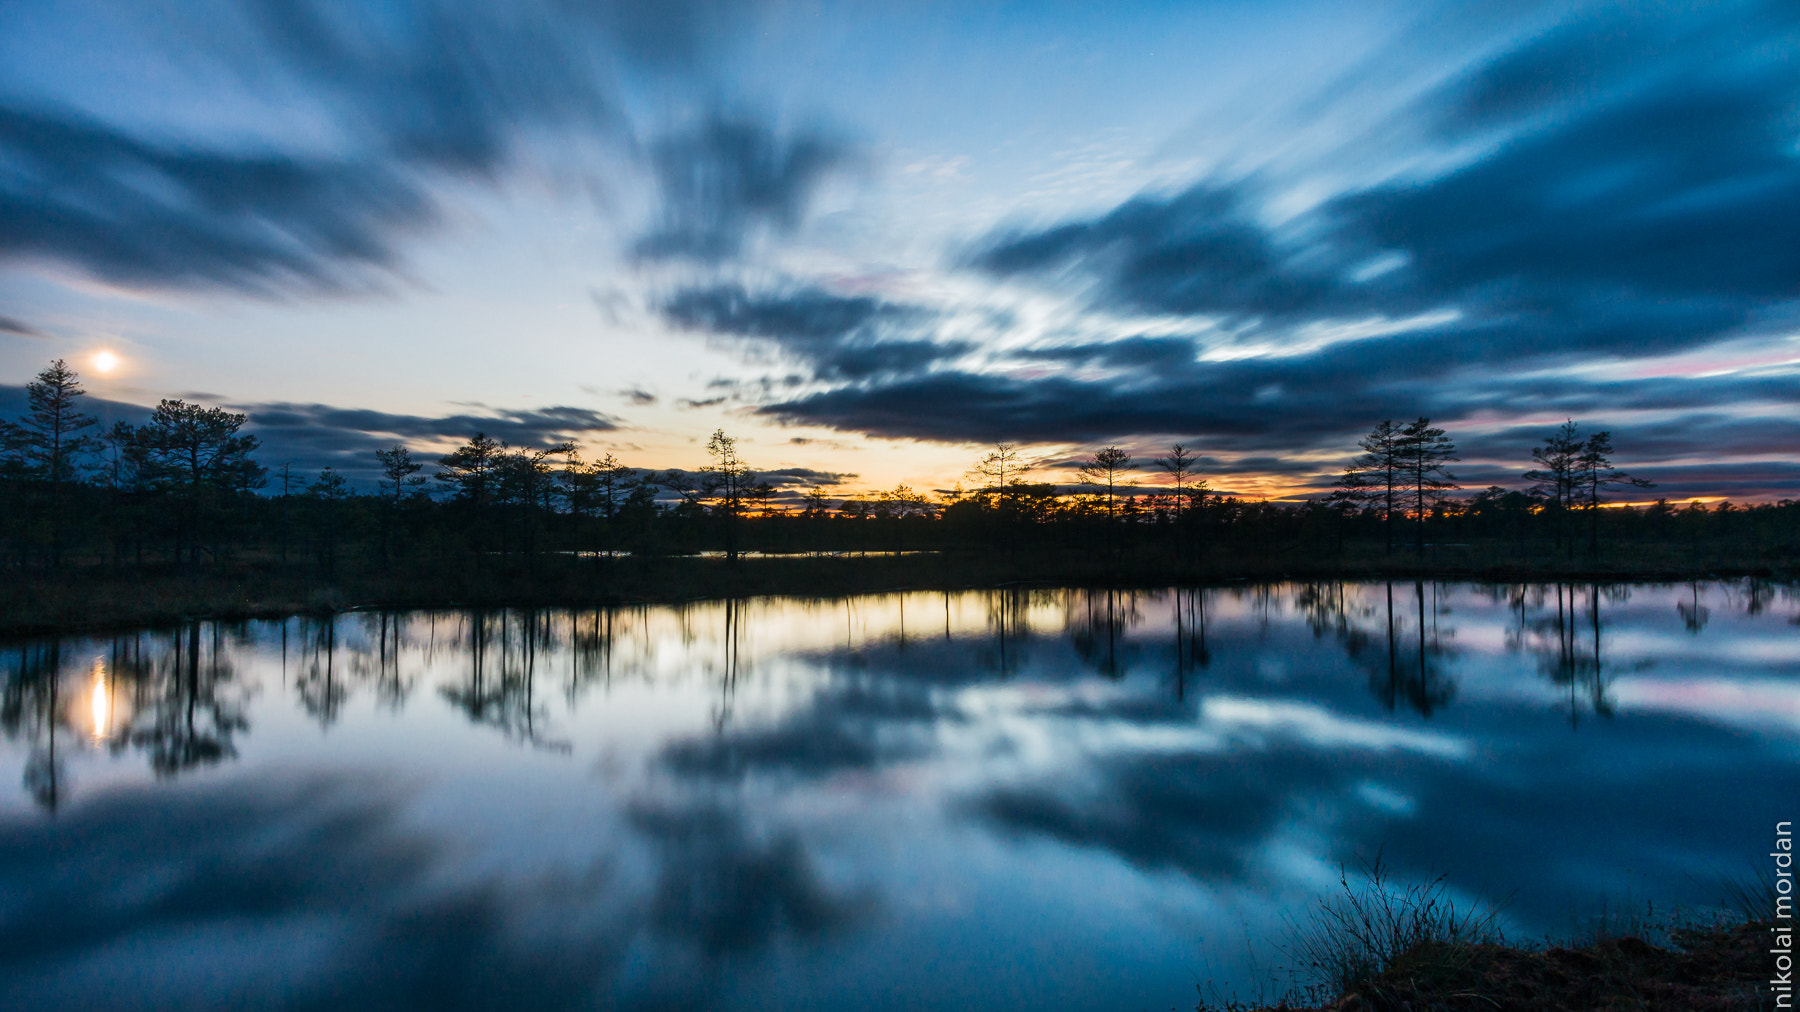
1609 677 1800 737
628 799 878 958
954 691 1471 888
1201 697 1471 759
0 772 876 1011
4 583 1797 1007
968 744 1408 883
0 773 445 1004
660 677 952 783
1354 781 1416 816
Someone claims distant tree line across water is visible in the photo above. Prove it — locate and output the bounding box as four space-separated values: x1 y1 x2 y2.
2 358 1797 577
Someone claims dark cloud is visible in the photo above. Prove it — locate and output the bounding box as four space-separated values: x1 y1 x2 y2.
760 351 1800 497
743 298 1782 473
661 283 968 380
247 401 616 441
0 0 757 293
799 3 1797 484
1579 461 1800 503
1425 370 1800 429
1017 335 1201 370
759 367 1397 449
759 466 856 487
675 395 729 409
1465 414 1800 468
620 388 658 406
634 113 858 262
0 105 432 294
219 0 742 170
752 7 1800 454
665 283 905 340
974 6 1800 358
0 386 151 432
0 315 44 337
231 401 619 484
974 185 1344 320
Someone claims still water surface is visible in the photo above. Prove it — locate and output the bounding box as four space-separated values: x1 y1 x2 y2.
2 581 1796 1010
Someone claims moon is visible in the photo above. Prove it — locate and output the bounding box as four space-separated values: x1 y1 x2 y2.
93 350 119 373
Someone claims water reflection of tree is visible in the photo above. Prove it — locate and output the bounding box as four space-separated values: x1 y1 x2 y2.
1169 587 1212 700
1247 583 1278 637
439 610 569 752
1677 580 1710 634
568 607 623 699
294 616 347 727
280 613 422 725
3 641 66 809
559 605 670 709
978 587 1034 677
1742 577 1776 617
1069 588 1142 679
1296 580 1455 716
1294 581 1372 648
1524 583 1622 727
356 611 415 709
127 623 254 777
1372 582 1456 716
713 598 743 731
5 630 256 808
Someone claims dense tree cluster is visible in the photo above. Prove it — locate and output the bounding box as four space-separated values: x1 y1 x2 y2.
3 359 1797 578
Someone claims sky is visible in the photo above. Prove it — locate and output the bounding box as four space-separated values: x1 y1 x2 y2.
2 0 1798 502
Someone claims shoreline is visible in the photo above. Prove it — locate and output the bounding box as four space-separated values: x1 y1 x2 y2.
2 551 1792 638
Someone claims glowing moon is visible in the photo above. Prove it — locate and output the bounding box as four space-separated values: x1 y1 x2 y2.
93 350 118 373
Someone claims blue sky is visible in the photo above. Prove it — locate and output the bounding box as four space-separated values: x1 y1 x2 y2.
2 0 1797 500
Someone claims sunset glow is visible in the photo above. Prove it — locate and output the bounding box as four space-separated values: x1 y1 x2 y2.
0 1 1796 503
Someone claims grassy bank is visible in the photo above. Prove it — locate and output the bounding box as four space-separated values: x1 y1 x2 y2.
1201 862 1775 1012
1 545 1794 637
1207 919 1772 1012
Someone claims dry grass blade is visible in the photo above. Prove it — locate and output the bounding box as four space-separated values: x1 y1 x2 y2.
1284 853 1504 1001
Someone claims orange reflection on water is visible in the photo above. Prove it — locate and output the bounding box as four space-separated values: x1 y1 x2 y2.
89 658 111 742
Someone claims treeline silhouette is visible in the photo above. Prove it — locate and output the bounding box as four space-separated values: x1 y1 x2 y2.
2 359 1797 629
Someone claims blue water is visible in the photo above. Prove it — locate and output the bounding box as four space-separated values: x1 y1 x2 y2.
2 581 1794 1010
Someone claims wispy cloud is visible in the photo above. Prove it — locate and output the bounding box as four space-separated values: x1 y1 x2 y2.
0 0 766 294
0 315 44 338
634 113 859 262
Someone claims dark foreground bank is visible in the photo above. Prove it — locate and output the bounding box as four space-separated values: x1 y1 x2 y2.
1210 918 1773 1012
1204 859 1777 1012
2 547 1795 636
